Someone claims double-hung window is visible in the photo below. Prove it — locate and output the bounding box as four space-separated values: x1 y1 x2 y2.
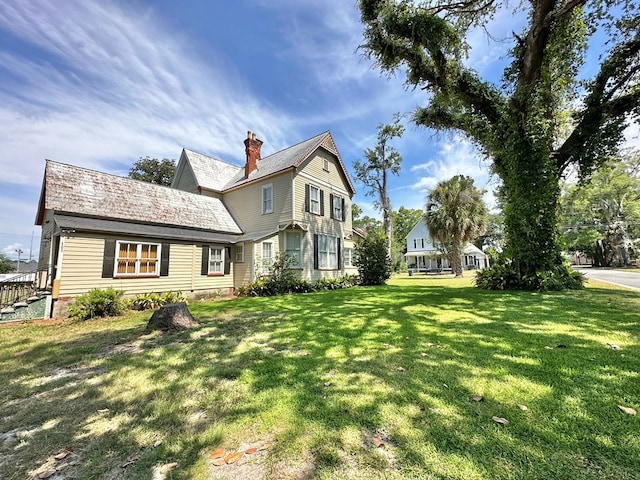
208 247 224 274
262 241 273 274
344 248 353 267
309 185 321 215
262 184 273 214
201 245 230 276
330 194 344 221
285 231 302 268
236 243 244 263
116 241 160 277
317 234 338 269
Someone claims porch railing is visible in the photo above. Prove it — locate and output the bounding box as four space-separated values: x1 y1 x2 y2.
0 270 50 309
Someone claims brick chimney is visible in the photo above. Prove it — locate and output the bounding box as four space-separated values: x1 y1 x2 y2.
244 130 263 178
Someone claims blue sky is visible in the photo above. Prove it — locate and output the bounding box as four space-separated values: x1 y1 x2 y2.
0 1 636 262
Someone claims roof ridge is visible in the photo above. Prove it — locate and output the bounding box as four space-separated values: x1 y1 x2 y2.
45 159 179 191
182 148 242 169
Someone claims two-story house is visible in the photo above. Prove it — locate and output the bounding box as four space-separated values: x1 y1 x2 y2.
35 130 357 317
405 218 489 273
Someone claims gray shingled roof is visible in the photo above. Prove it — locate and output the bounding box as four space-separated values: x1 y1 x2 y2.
185 131 355 194
38 160 242 234
182 149 243 192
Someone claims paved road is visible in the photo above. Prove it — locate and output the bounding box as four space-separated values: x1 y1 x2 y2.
573 267 640 291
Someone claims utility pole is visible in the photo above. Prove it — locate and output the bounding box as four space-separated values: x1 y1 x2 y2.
15 248 23 273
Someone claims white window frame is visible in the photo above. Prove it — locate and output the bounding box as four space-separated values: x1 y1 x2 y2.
344 248 353 267
285 231 302 268
208 247 224 275
262 183 273 214
236 243 244 263
318 234 338 269
323 158 329 171
309 185 321 215
262 241 273 274
115 241 161 277
332 194 343 220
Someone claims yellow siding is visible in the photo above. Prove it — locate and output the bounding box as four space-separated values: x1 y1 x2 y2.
224 172 293 232
233 242 253 288
57 234 233 297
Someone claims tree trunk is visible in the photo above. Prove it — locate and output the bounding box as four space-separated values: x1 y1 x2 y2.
449 243 464 277
499 148 564 279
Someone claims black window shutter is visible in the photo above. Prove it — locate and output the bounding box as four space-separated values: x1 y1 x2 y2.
102 239 116 278
201 245 209 275
330 194 335 219
304 184 310 212
337 238 341 269
224 247 231 275
160 243 170 276
341 198 346 222
320 190 324 216
313 234 319 269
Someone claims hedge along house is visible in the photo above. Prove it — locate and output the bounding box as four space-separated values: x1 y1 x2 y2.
36 130 357 317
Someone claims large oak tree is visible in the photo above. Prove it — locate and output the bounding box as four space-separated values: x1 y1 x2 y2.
359 0 639 288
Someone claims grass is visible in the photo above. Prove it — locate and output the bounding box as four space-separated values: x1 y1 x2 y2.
1 275 638 479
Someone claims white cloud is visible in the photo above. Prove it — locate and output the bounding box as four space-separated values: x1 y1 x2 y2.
0 0 295 190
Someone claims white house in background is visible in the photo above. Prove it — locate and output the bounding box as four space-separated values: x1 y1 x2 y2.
404 218 489 272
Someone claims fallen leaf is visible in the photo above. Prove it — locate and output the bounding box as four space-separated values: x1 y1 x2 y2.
397 366 405 372
518 404 529 411
161 462 178 472
153 439 163 448
607 343 620 349
618 405 637 416
420 352 428 357
224 451 244 464
373 436 384 447
54 450 71 460
55 462 69 471
427 343 435 347
212 457 226 466
244 447 257 454
492 416 509 426
38 469 56 479
324 382 332 387
545 346 553 350
209 447 226 460
471 395 484 402
258 442 273 451
97 408 109 413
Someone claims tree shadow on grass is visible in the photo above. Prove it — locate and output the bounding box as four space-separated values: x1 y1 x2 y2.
0 284 638 479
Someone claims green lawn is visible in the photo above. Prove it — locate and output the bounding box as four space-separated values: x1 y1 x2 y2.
1 276 638 479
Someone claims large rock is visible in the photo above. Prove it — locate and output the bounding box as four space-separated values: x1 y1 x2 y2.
145 302 198 332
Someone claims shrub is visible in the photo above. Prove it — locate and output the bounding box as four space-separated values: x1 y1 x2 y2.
354 234 391 285
128 291 188 311
69 287 126 321
237 274 357 297
474 260 584 291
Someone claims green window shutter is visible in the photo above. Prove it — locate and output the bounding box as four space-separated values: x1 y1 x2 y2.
313 234 319 270
102 239 116 278
224 247 231 275
305 184 310 212
201 245 209 275
341 198 346 222
160 243 170 276
320 190 324 216
330 194 335 219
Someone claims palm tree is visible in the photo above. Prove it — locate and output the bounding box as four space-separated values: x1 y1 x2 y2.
425 175 487 277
